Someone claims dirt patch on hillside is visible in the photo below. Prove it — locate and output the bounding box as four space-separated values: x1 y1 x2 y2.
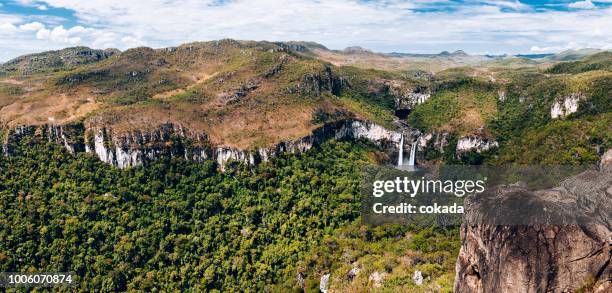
0 88 101 126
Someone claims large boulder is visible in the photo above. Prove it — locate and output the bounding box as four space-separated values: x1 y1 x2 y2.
454 157 611 293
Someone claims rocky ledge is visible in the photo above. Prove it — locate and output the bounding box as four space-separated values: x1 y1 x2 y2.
455 152 612 293
2 119 408 170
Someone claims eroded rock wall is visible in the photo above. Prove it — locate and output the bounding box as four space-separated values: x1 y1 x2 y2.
2 119 407 170
454 156 612 293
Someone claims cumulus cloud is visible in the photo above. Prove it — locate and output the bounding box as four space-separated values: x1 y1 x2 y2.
19 21 44 31
484 1 530 11
0 23 18 34
0 0 611 61
569 1 596 9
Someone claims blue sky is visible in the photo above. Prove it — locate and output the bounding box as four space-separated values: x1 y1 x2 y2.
0 0 611 61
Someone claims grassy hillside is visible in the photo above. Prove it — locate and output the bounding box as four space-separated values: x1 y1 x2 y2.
0 47 119 75
0 40 417 148
402 57 611 164
545 51 612 74
0 41 609 158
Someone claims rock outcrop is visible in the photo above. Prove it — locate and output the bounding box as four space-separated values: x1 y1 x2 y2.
456 136 498 154
320 273 330 293
551 92 585 119
2 119 406 170
298 65 348 96
387 82 431 115
454 155 612 293
1 46 119 75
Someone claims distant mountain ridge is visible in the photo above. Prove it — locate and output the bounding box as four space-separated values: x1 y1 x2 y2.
0 46 120 75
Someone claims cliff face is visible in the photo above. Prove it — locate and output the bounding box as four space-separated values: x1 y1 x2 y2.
454 157 612 293
2 119 406 170
551 92 585 119
456 136 498 154
298 65 349 96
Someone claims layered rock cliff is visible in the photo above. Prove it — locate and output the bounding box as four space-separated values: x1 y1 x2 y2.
456 136 499 154
2 119 407 170
551 92 585 119
454 156 612 293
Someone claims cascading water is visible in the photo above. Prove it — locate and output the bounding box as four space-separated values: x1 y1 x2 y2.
408 140 417 166
397 132 404 167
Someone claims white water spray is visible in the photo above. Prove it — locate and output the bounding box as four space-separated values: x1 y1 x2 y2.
397 132 404 167
408 140 417 166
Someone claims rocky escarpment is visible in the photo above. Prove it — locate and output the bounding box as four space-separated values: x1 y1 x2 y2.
455 156 612 293
367 79 432 119
297 65 349 96
2 119 407 170
551 92 585 119
416 132 498 161
455 136 499 154
1 47 119 75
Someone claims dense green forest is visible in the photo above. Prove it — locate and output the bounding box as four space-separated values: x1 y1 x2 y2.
0 138 457 292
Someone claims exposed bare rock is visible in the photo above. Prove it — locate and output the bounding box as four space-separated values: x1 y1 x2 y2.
2 119 405 170
369 271 387 288
551 92 585 119
454 161 612 293
298 65 348 96
600 149 612 173
456 136 498 154
419 131 450 154
320 273 330 293
347 267 360 281
497 90 506 102
217 79 260 104
413 270 424 286
1 46 119 75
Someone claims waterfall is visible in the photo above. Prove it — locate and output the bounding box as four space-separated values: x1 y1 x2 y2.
408 141 417 166
397 132 404 167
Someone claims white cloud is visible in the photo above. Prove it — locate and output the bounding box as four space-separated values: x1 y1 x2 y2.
121 36 144 47
35 27 50 39
37 5 48 10
484 1 530 11
32 25 91 44
569 1 596 9
0 22 18 34
0 0 611 61
19 21 44 31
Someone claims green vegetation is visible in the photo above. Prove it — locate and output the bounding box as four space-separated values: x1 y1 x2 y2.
295 225 458 293
405 59 610 164
494 113 610 164
0 138 458 292
0 84 24 96
407 79 496 135
546 52 612 74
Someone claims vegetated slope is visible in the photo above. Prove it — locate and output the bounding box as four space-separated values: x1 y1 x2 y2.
0 40 609 160
545 51 612 74
543 48 604 61
491 68 611 164
0 46 119 75
0 40 429 149
0 137 458 292
404 58 611 164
